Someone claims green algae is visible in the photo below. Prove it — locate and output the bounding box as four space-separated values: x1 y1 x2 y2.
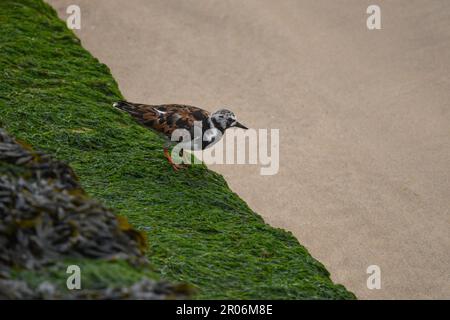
0 0 355 299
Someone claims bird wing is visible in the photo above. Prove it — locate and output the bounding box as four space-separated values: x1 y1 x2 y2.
114 101 210 138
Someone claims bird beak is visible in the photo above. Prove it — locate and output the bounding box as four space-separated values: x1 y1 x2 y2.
234 122 248 130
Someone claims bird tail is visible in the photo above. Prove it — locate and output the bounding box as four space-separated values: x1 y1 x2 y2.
113 100 135 111
112 100 144 117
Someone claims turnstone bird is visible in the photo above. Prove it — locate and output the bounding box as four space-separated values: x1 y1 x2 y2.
113 101 248 171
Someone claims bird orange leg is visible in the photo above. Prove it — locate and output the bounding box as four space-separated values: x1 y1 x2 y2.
163 148 182 171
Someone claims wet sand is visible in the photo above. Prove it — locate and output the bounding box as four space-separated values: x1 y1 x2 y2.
46 0 450 299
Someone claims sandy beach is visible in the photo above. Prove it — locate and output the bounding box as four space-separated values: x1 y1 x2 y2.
46 0 450 299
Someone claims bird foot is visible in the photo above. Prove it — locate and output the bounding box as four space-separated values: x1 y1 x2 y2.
170 163 189 171
164 148 189 172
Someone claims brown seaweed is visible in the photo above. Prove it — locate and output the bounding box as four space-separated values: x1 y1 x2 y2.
0 129 189 299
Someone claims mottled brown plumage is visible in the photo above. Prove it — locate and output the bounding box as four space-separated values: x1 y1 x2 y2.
113 101 210 139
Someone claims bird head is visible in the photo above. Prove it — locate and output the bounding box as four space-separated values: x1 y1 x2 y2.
211 109 248 131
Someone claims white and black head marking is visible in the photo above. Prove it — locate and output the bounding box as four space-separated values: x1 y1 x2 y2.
211 109 248 131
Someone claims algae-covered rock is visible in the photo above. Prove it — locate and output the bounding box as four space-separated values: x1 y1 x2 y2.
0 129 190 299
0 0 355 299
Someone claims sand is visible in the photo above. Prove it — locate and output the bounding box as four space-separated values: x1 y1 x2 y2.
46 0 450 299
